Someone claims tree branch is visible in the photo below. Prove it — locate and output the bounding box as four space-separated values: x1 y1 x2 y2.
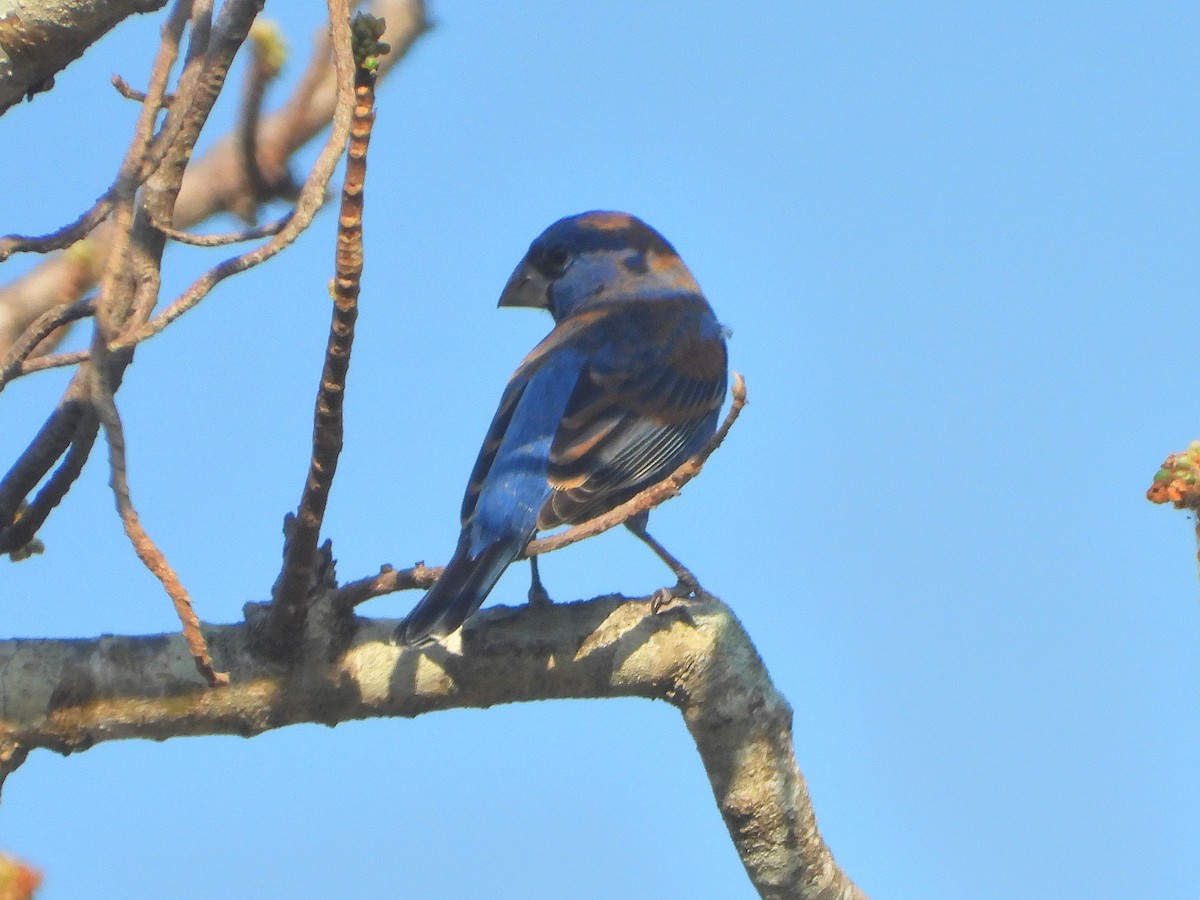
0 296 94 391
0 0 169 118
0 596 866 900
0 0 430 565
0 0 430 365
270 8 384 653
0 412 97 560
89 338 226 685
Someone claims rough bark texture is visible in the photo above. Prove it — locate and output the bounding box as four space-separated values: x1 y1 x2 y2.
0 0 167 116
0 595 866 900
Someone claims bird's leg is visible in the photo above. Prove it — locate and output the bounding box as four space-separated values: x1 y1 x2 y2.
527 556 552 607
625 511 713 613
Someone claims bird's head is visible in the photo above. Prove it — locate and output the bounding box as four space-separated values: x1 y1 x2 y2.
498 211 702 321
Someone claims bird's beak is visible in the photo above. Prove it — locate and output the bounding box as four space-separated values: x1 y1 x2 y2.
497 262 551 309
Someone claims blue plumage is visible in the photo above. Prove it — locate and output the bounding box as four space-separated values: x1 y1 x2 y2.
395 211 728 646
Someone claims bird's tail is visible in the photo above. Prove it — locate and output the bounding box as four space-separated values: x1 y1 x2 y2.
393 535 523 647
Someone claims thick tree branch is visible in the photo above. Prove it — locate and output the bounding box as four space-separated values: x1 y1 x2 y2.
0 596 865 900
0 0 168 117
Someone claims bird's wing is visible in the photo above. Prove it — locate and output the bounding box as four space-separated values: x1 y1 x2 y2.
459 376 527 526
538 299 727 528
457 305 625 526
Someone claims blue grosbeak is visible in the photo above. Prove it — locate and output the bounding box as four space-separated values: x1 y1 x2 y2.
395 211 728 646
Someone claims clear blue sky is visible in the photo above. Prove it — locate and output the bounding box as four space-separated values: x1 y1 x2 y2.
2 3 1198 897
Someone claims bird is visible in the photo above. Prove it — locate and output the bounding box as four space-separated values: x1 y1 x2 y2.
394 211 728 647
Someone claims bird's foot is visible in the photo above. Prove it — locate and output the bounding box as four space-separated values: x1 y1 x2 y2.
526 556 554 608
650 572 714 614
527 580 553 608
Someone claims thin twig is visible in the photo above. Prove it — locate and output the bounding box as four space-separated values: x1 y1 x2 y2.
57 0 262 685
152 211 293 247
335 374 748 608
110 1 368 354
0 297 95 392
0 1 430 375
269 8 385 652
14 350 90 378
235 22 288 221
91 0 195 340
0 1 192 264
1 2 430 553
0 415 99 558
111 74 175 107
0 384 91 541
0 201 115 263
94 396 228 686
332 562 442 610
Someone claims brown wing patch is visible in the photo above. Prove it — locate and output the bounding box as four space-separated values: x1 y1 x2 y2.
665 331 727 380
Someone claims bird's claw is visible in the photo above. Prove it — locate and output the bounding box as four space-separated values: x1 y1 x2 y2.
650 587 675 614
650 574 712 614
527 581 553 608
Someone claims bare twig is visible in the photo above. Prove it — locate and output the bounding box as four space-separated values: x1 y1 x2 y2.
0 415 99 559
87 0 195 345
88 296 226 685
0 201 115 263
269 9 386 653
92 386 227 686
1 0 362 551
0 1 191 265
0 2 431 374
151 211 293 247
76 0 268 683
12 350 91 378
332 562 442 609
0 298 95 392
111 73 175 107
234 21 289 221
2 0 264 656
0 381 92 545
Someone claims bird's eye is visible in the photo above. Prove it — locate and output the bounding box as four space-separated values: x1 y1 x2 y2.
541 245 570 276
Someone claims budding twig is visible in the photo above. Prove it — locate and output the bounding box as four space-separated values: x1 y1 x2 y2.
268 8 388 654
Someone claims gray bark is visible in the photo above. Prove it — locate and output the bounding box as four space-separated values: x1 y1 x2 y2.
0 0 167 116
0 594 867 900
